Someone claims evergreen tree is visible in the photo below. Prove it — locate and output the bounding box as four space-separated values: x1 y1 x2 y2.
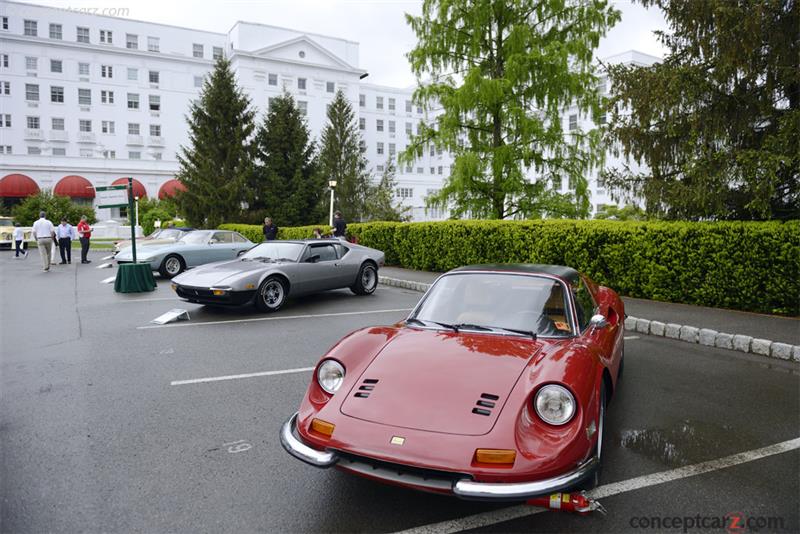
402 0 619 219
176 58 255 227
253 92 323 226
365 159 411 222
602 0 799 220
318 90 371 221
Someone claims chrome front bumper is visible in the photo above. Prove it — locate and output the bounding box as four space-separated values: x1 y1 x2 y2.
280 412 598 500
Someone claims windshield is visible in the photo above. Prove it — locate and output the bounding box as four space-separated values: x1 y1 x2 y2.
0 220 13 227
157 229 184 240
178 230 213 244
241 242 305 262
411 273 574 337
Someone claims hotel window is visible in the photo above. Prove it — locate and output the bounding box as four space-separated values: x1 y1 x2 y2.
377 165 384 172
101 120 115 134
193 44 204 58
1 16 8 30
430 167 435 174
212 46 223 60
78 62 89 76
298 78 306 90
388 120 395 134
50 86 64 103
152 152 162 160
376 119 384 132
377 142 384 155
416 167 423 174
405 165 412 173
326 81 334 93
376 96 383 109
25 84 39 101
25 56 37 71
78 88 91 105
405 122 412 135
359 94 365 107
129 151 141 159
103 150 116 159
568 114 578 130
359 118 365 130
80 149 93 157
127 93 139 109
438 166 443 175
193 76 203 88
268 73 277 86
1 54 8 68
1 115 11 127
101 65 113 78
127 68 137 81
49 23 62 40
79 119 92 132
388 98 395 112
52 147 66 156
1 81 9 95
417 123 422 134
50 59 62 73
150 124 161 136
149 70 159 84
298 100 307 115
28 146 42 155
126 34 138 49
147 36 160 52
77 26 90 43
27 116 40 129
597 78 607 95
388 143 396 156
52 117 65 130
24 20 38 37
128 123 140 135
596 110 607 125
417 105 423 114
268 97 275 110
396 188 413 199
405 100 412 113
429 145 434 156
101 90 114 104
436 146 442 156
149 95 160 111
100 30 112 44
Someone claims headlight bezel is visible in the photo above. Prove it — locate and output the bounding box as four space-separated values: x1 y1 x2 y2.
316 359 345 395
533 384 577 426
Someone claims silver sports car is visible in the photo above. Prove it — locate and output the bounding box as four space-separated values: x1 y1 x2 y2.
170 239 385 311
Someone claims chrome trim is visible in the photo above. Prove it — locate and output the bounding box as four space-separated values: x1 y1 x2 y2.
452 455 599 500
279 412 338 468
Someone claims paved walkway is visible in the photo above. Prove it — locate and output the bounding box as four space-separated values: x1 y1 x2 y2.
380 266 800 346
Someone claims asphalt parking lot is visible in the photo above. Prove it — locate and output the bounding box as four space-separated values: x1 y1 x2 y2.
1 249 798 533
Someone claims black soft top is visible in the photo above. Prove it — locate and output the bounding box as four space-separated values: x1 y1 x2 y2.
449 264 580 284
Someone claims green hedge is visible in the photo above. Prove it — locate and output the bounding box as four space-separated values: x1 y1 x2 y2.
220 220 800 315
219 223 332 242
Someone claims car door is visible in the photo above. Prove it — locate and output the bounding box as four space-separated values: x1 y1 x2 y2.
294 243 342 293
332 243 360 287
206 231 237 262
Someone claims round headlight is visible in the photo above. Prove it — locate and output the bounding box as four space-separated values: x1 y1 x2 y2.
317 360 345 394
534 384 576 425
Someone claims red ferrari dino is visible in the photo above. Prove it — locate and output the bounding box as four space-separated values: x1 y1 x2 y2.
281 264 625 500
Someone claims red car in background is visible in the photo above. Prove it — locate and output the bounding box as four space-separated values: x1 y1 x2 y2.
281 264 625 500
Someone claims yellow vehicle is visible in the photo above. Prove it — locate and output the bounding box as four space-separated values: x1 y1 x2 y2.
0 216 34 250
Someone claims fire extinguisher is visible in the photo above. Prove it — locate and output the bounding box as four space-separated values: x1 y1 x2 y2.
526 491 607 515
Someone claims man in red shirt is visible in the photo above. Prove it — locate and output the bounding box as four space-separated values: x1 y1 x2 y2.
77 215 92 264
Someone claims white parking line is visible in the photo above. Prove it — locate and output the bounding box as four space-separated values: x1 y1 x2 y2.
137 308 413 330
171 366 314 386
623 335 640 340
393 436 800 534
121 297 180 303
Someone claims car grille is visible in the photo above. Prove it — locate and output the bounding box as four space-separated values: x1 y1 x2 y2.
176 286 214 299
334 450 470 491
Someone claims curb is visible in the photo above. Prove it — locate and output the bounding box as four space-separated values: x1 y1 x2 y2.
379 276 799 363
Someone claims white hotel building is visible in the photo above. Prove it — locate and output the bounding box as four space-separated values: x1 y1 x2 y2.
0 1 659 221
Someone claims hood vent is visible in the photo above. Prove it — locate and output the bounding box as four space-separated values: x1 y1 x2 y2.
354 378 379 398
472 393 499 416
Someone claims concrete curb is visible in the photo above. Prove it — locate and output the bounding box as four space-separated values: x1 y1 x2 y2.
624 316 800 363
379 276 800 363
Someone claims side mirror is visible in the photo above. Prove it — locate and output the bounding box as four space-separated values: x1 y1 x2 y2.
589 314 609 330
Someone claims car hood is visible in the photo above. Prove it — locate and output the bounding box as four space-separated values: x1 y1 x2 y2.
340 328 541 436
173 258 288 287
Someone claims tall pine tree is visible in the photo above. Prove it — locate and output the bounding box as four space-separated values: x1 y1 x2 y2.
176 58 255 228
402 0 619 219
365 158 411 222
318 90 372 221
253 92 323 226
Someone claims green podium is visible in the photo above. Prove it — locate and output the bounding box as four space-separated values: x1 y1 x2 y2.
115 263 157 293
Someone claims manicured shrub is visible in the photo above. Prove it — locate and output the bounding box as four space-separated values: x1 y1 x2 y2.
220 219 800 315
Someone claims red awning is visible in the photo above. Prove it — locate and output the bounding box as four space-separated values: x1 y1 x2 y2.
0 173 40 198
54 175 96 199
158 179 187 200
111 177 147 199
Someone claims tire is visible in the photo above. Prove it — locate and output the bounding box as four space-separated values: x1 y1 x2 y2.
350 262 378 295
255 276 287 312
159 254 185 278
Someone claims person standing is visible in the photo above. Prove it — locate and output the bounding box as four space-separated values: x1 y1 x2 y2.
32 211 56 271
332 211 347 240
13 222 27 259
262 217 278 241
77 215 92 264
56 218 73 264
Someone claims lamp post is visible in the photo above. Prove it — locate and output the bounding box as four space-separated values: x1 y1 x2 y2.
134 195 140 232
328 180 337 227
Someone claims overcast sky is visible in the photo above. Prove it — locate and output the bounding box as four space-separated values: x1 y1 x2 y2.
29 0 668 87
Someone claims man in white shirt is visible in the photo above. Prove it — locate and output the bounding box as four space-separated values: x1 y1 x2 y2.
32 211 56 271
56 218 74 265
13 222 27 259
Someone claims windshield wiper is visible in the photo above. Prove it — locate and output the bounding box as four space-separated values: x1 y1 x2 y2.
453 323 492 332
406 318 459 332
486 325 538 339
